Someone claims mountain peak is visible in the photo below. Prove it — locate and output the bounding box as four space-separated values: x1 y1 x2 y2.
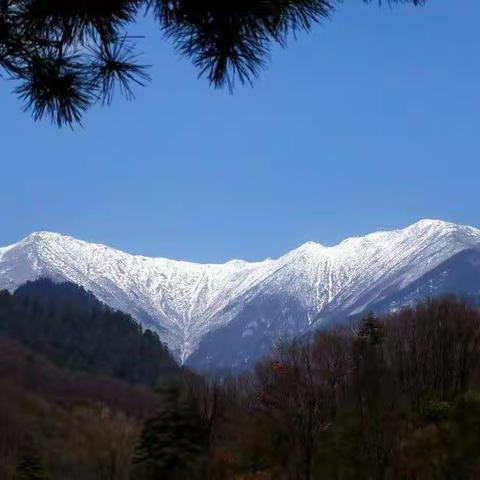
408 218 458 232
295 240 326 252
1 219 479 367
407 218 480 242
412 218 449 226
22 231 69 245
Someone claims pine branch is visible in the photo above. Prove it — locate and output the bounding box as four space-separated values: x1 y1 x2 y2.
1 0 427 126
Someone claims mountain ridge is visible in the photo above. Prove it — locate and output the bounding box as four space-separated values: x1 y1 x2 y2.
1 219 479 367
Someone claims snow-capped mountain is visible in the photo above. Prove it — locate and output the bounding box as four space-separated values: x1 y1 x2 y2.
0 219 479 370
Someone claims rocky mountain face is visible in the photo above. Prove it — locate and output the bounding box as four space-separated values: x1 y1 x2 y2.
1 219 479 370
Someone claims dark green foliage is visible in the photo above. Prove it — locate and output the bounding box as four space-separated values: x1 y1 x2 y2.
15 278 101 307
153 0 336 90
357 313 384 345
0 0 426 126
133 383 208 480
0 279 178 387
423 399 451 423
1 0 148 126
13 455 49 480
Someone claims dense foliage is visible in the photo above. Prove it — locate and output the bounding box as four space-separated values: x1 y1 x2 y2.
2 283 480 479
133 384 209 480
0 336 157 479
0 0 425 126
0 279 180 479
133 297 480 480
0 279 178 387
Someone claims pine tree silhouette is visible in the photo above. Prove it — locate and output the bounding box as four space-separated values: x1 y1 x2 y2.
133 383 208 480
0 1 426 126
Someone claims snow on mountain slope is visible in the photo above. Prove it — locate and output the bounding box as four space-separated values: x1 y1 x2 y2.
0 232 279 361
0 219 479 365
188 220 480 370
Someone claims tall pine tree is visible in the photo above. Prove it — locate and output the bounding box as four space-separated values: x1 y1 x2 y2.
133 383 208 480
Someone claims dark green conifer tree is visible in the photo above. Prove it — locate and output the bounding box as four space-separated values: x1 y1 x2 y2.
133 383 208 480
13 454 49 480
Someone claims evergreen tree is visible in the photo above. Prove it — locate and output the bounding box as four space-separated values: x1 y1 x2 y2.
13 454 49 480
133 383 208 480
358 313 384 346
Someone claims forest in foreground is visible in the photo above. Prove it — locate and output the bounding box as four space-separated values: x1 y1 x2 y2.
1 280 480 479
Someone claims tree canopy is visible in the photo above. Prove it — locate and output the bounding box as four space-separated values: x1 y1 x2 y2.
0 0 425 126
0 279 179 387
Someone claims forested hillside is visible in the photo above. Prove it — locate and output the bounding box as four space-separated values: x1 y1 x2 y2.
0 280 181 479
0 279 178 387
2 284 480 479
0 336 160 479
131 297 480 480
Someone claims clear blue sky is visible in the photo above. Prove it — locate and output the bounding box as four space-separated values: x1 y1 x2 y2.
1 1 478 263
